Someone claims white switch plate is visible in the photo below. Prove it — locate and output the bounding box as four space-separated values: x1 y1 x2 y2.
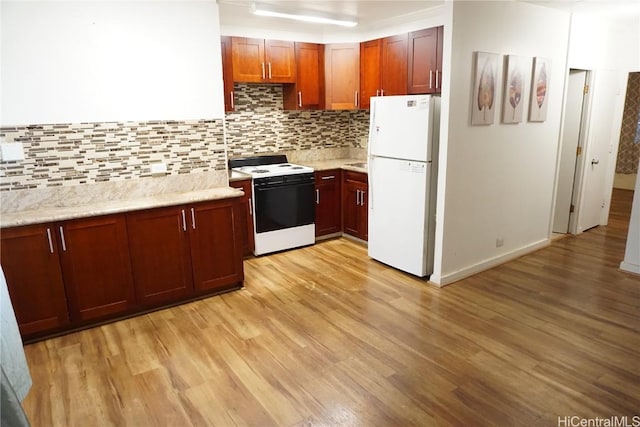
150 163 167 175
0 142 25 161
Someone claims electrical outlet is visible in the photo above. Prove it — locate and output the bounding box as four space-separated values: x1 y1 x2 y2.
150 163 167 175
496 238 504 248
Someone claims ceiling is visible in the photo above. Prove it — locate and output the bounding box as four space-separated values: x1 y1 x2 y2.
217 0 640 33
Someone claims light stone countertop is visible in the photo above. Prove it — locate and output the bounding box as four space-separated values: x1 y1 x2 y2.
2 159 366 229
1 187 244 228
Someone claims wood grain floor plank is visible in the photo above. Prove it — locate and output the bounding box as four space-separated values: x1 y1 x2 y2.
21 189 639 426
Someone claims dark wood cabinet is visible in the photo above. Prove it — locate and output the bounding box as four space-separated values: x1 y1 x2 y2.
342 171 368 241
407 26 443 94
58 215 136 322
231 37 296 83
126 206 194 307
221 35 235 112
127 199 244 303
360 39 382 110
283 42 325 110
229 180 255 256
0 224 70 336
314 170 341 237
189 200 244 292
360 34 408 109
325 43 360 110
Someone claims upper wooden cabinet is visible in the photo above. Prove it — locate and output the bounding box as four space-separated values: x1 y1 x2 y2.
360 34 408 109
231 37 296 83
407 26 444 94
325 43 360 110
283 42 325 110
221 36 235 112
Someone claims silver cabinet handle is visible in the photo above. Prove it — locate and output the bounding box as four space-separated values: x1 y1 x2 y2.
356 189 361 206
429 70 433 89
191 207 196 229
435 70 440 89
355 91 359 107
46 228 54 254
316 189 320 204
261 62 266 79
268 62 272 79
59 226 67 251
181 209 187 231
248 198 252 216
321 175 335 180
298 91 302 107
230 91 234 109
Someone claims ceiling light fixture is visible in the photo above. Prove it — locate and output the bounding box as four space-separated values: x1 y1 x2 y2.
251 3 358 28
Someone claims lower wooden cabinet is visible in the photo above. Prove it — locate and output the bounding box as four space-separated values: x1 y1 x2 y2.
342 171 368 241
126 206 194 306
59 215 136 322
229 179 255 256
315 169 342 236
0 223 70 336
189 200 244 292
1 197 245 341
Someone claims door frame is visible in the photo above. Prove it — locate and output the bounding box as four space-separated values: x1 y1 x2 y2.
552 68 593 235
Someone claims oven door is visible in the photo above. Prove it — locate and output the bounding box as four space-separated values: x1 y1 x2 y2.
253 174 315 233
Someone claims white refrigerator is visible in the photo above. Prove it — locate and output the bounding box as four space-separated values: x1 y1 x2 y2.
367 94 440 277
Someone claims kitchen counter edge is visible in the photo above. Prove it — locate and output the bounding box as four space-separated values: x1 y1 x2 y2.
1 187 244 228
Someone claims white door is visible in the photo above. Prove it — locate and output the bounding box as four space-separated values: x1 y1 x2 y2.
369 95 433 162
368 156 431 277
553 70 587 233
578 69 624 231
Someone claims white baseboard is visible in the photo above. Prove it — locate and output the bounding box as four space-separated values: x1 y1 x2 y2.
613 173 637 190
431 239 550 286
620 261 640 275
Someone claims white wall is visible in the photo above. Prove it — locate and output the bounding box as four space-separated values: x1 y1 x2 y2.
621 158 640 275
0 1 225 126
430 1 571 285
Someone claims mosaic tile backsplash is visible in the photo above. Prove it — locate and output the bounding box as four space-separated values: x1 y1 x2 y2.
0 119 226 191
225 84 369 158
616 72 640 174
0 84 370 193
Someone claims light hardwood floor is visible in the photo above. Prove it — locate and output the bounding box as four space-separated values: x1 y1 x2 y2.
22 189 639 426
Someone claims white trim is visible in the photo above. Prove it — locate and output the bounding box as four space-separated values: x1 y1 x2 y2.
430 239 550 286
620 261 640 275
254 224 315 255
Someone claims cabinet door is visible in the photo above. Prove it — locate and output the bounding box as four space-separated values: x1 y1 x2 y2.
358 183 369 241
0 224 69 336
284 42 324 110
315 170 341 236
232 37 266 83
360 39 382 110
264 39 296 83
189 200 243 292
325 43 360 110
407 27 439 94
221 35 235 112
126 206 194 307
229 180 255 256
381 33 408 97
58 215 136 321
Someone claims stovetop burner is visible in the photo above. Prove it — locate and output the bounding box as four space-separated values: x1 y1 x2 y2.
229 155 314 178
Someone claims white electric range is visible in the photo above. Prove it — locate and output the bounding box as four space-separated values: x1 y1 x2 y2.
229 155 315 255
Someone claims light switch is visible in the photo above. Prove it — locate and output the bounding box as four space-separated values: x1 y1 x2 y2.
0 142 25 161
